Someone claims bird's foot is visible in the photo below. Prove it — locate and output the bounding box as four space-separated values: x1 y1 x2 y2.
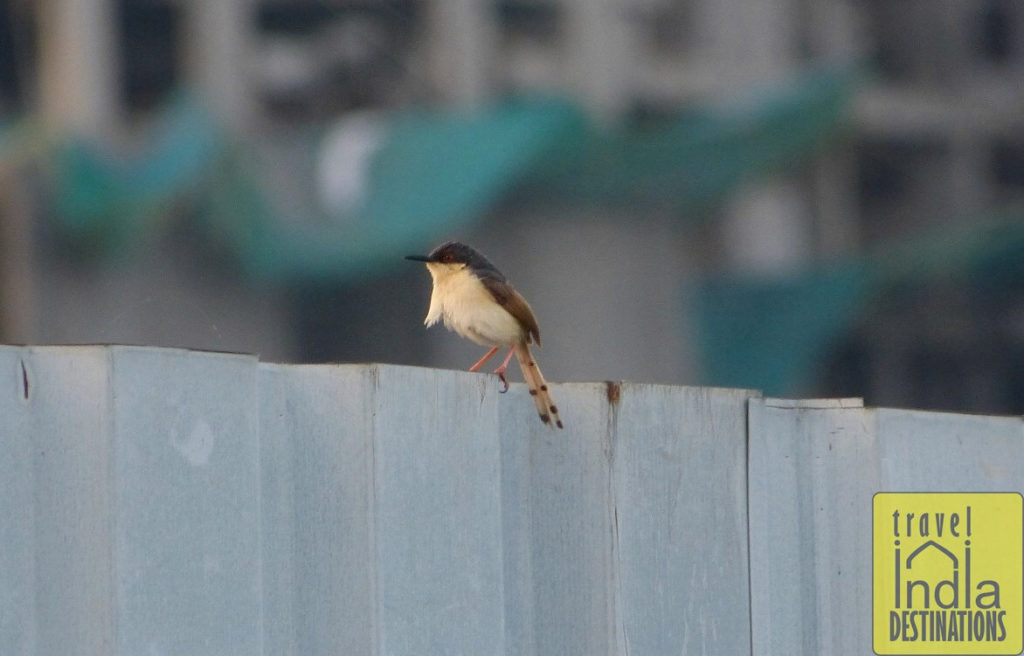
494 365 510 393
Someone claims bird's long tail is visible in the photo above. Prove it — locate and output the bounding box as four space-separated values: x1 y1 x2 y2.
514 342 563 429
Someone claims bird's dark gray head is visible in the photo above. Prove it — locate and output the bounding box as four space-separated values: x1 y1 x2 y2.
405 241 504 280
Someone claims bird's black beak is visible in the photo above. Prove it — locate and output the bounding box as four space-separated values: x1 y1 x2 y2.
404 254 433 262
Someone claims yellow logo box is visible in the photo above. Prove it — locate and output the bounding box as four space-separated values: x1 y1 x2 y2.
873 493 1023 655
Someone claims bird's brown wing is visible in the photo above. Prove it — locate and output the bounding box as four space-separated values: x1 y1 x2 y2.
480 277 542 346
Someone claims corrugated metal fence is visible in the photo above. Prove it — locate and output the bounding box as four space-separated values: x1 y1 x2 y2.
1 345 1021 655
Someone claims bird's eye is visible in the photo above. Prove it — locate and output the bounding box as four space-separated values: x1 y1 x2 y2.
441 253 453 263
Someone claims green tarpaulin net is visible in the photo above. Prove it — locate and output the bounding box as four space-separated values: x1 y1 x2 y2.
524 66 855 213
32 65 857 280
694 213 1024 394
200 99 585 280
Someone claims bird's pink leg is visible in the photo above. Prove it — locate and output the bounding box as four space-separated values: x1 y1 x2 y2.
493 348 516 393
469 346 500 372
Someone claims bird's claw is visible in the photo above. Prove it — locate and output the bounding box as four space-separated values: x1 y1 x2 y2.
497 371 509 393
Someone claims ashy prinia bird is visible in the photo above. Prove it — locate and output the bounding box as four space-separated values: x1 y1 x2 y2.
406 241 563 429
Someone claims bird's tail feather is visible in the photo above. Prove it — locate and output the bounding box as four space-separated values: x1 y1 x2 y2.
514 342 563 429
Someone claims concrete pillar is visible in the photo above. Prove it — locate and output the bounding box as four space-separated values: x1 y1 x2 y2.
806 0 864 257
805 0 866 61
425 0 495 107
693 0 797 91
37 0 120 136
947 128 990 219
184 0 257 129
0 174 35 343
693 0 815 274
563 0 633 119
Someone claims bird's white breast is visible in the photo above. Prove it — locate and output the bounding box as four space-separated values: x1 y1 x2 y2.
424 264 524 347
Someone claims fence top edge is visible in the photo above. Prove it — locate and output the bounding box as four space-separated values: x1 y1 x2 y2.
762 397 865 410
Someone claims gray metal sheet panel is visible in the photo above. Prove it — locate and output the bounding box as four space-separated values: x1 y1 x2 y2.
877 408 1024 491
749 399 876 654
109 346 264 655
504 381 756 656
372 364 507 656
0 346 37 655
4 345 265 654
260 363 376 656
503 381 619 656
257 363 299 656
749 398 1024 656
26 346 117 655
613 384 755 656
749 398 880 656
498 381 542 656
260 362 508 655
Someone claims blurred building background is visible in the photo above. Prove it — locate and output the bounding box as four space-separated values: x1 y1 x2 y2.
1 0 1023 414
